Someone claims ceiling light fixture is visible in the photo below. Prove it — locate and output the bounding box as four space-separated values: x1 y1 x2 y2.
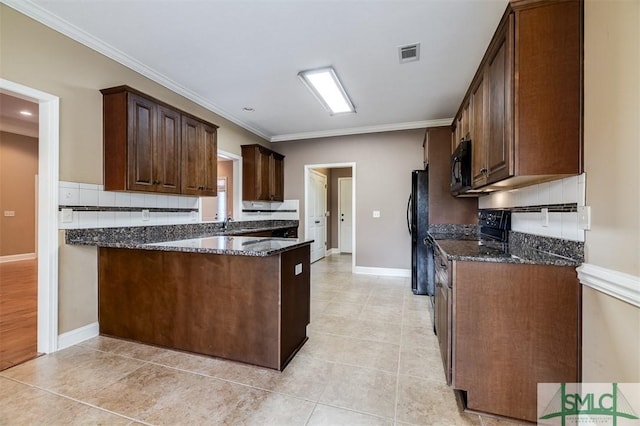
298 66 355 115
19 110 33 116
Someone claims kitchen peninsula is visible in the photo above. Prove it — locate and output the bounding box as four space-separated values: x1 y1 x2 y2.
67 221 312 371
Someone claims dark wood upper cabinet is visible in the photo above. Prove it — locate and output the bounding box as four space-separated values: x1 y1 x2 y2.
484 15 513 186
156 105 182 193
241 144 285 202
452 0 582 192
102 86 218 196
181 116 217 196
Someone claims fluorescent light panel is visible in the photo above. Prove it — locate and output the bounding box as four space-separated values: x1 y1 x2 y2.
298 67 355 115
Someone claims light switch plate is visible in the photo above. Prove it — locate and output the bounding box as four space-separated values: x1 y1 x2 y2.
578 206 591 230
373 210 381 218
61 208 73 223
541 208 549 227
4 210 15 217
294 263 303 275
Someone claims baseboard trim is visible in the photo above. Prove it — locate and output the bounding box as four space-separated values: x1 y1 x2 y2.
0 253 36 263
326 248 341 256
57 322 99 350
353 266 410 278
577 263 640 308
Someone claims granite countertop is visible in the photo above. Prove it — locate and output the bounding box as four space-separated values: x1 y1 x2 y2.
144 236 312 257
430 232 582 267
64 220 311 256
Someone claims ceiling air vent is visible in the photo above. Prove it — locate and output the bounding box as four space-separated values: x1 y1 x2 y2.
398 43 420 64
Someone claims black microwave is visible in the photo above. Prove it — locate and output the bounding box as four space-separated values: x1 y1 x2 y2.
450 139 472 196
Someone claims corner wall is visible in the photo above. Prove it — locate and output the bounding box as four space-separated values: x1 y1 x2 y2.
581 0 639 382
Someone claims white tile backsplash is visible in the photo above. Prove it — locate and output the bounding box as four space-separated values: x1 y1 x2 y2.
98 191 116 207
58 181 205 229
480 174 587 242
130 193 146 208
59 186 80 206
79 188 99 206
115 192 131 207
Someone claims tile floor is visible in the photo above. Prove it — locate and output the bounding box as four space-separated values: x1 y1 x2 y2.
0 254 521 425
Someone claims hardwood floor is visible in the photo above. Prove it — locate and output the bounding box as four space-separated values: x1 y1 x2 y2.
0 259 38 371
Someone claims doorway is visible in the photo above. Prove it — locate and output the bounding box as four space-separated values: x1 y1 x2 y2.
0 78 60 356
304 163 356 269
0 93 39 369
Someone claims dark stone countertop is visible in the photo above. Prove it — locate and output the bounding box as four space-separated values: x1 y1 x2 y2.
127 236 312 257
430 232 582 267
64 220 312 256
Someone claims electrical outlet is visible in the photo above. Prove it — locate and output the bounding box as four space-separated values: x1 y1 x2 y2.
142 209 150 221
541 208 549 227
61 208 73 223
578 206 591 230
294 263 303 275
373 210 381 218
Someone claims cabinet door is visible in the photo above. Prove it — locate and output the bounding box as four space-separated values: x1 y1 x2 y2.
127 93 156 191
461 101 471 140
181 116 202 195
155 105 181 193
256 148 271 200
270 153 284 201
200 122 217 196
471 76 487 188
181 117 217 196
485 16 514 185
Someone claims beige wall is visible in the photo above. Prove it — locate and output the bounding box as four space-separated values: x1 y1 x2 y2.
0 131 38 256
0 5 267 333
582 0 640 381
276 129 424 269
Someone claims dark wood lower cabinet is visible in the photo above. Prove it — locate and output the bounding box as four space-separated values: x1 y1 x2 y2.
451 262 581 422
98 245 310 370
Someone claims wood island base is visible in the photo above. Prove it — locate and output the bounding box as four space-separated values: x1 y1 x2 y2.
98 245 310 371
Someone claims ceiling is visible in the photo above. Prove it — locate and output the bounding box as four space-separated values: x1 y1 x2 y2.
4 0 508 142
0 93 39 138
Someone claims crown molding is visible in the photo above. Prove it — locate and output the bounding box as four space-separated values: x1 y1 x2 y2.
3 0 455 144
270 118 453 142
1 0 272 141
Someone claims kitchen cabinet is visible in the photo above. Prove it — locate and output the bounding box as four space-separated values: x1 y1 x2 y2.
181 116 217 196
241 144 285 202
99 244 310 371
470 75 486 187
102 85 218 196
434 252 452 385
451 0 581 191
450 261 580 422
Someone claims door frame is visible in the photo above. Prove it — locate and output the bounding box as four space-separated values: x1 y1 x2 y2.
303 162 356 271
337 177 353 254
1 79 60 354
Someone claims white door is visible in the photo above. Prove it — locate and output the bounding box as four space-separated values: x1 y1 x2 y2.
338 177 353 253
308 170 327 263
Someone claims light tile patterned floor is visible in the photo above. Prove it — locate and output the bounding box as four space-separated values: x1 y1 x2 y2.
0 254 521 425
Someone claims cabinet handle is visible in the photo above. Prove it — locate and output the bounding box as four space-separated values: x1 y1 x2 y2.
480 168 488 175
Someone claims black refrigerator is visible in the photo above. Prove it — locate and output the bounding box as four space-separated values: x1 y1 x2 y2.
407 169 433 296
